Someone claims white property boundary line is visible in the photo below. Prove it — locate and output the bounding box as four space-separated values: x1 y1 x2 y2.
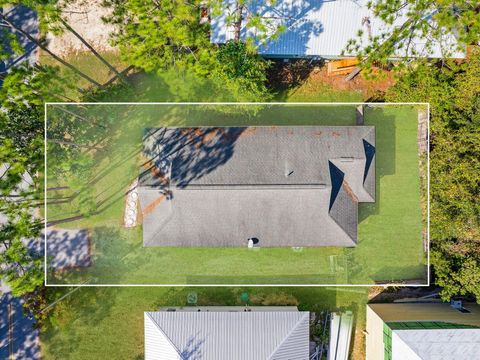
44 102 430 287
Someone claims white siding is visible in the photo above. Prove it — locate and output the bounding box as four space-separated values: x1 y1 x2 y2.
144 313 181 360
366 306 386 360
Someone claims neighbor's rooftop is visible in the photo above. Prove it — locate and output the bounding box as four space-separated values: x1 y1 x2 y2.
145 309 310 360
211 0 465 59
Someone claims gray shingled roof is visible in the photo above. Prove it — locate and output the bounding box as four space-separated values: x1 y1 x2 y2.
139 126 375 247
145 311 310 360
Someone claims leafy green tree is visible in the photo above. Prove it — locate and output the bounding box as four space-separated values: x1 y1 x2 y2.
0 129 44 297
102 0 273 101
345 0 480 73
211 40 271 101
209 0 286 44
102 0 215 74
0 201 44 297
386 49 480 301
432 239 480 301
0 65 64 297
0 1 111 87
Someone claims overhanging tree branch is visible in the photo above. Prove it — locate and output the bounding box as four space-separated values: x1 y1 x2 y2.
59 18 128 85
0 13 101 87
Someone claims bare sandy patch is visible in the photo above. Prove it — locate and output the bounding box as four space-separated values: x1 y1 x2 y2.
46 0 117 56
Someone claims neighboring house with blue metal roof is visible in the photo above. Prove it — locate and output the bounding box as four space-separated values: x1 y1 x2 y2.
138 125 375 248
144 307 310 360
210 0 465 59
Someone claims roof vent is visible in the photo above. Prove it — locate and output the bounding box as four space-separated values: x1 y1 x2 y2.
451 300 463 309
285 161 294 177
247 237 260 248
451 300 471 313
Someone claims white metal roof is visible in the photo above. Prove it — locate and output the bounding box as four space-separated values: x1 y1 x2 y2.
328 311 354 360
392 329 480 360
144 311 310 360
211 0 465 59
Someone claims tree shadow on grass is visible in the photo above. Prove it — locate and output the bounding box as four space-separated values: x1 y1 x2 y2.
358 107 396 223
268 58 325 101
40 286 117 360
0 293 40 360
87 226 160 284
371 264 427 284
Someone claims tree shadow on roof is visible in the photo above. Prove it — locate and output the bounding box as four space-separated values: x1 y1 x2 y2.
248 0 325 56
180 334 205 360
140 127 247 188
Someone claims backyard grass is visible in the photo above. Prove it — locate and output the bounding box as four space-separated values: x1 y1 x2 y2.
39 51 129 99
284 75 362 102
41 286 368 360
40 53 423 360
46 100 425 285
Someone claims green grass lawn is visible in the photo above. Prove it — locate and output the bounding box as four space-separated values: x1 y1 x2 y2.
45 72 425 286
40 54 424 360
41 286 368 360
40 51 129 100
351 106 425 283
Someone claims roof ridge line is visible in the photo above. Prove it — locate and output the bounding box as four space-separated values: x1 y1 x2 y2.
146 312 185 360
267 312 310 360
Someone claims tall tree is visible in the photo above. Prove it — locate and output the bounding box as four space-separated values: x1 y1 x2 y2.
386 50 480 301
102 0 273 101
344 0 480 73
209 0 287 43
102 0 215 74
0 110 44 297
0 65 64 297
210 40 271 101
